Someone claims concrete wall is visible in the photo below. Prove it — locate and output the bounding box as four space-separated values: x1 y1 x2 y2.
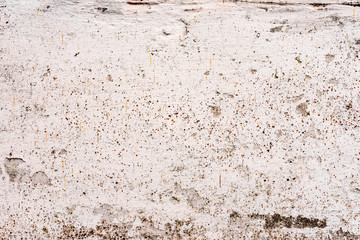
1 0 360 238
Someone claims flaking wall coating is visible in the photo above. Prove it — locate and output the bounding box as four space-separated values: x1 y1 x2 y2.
1 0 360 239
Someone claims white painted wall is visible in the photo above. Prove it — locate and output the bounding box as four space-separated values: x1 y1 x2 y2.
1 0 360 238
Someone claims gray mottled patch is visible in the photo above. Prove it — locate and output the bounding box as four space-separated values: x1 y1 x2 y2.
94 204 130 223
270 26 282 33
31 171 51 186
296 102 309 116
174 183 209 210
4 157 30 183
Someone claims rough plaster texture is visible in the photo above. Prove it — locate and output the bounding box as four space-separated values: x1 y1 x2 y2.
1 0 360 239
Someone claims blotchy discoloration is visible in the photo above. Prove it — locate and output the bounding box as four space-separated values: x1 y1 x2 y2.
296 102 309 116
209 105 221 117
61 217 205 239
250 213 327 229
326 54 335 63
93 204 129 224
31 171 51 186
330 227 360 239
61 222 131 239
270 26 283 32
174 183 209 210
4 157 29 183
4 158 51 186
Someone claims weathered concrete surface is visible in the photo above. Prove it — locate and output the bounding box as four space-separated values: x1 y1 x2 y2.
1 0 360 239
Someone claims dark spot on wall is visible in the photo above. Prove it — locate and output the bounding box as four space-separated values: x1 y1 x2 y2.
171 196 180 202
184 8 202 12
209 105 221 117
96 7 108 13
345 102 352 110
325 54 335 63
309 3 329 7
230 211 241 219
126 1 159 5
270 26 282 33
296 102 309 117
59 149 67 155
330 15 340 22
162 30 171 35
